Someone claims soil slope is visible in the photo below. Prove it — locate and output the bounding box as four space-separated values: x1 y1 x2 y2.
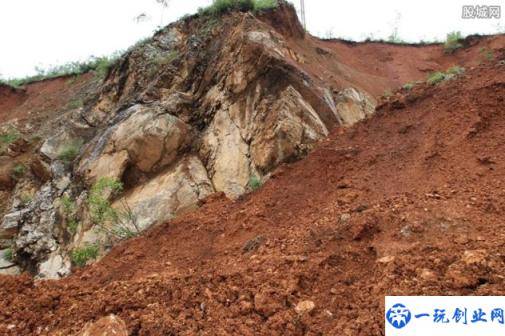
1 51 504 335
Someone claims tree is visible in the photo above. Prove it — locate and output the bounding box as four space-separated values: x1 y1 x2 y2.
155 0 171 28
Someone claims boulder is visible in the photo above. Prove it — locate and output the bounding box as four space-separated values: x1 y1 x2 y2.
295 300 316 315
0 209 28 239
333 88 375 126
114 156 214 231
80 105 190 183
40 130 74 161
30 156 52 182
78 315 128 336
37 252 71 279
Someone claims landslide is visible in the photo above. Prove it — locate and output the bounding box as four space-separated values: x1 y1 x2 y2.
0 42 504 336
0 1 505 335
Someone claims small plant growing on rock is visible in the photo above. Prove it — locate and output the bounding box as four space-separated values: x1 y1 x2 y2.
71 244 99 267
61 195 76 215
0 129 19 145
12 164 27 178
58 139 83 164
0 128 20 154
3 248 13 262
444 31 463 54
88 177 140 240
60 195 80 235
67 219 79 234
248 175 262 191
67 98 83 110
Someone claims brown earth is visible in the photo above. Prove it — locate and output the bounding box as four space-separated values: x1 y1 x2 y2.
0 52 504 335
1 3 505 335
0 73 96 127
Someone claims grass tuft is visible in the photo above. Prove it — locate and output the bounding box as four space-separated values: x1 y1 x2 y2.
198 0 278 17
248 175 262 191
1 55 119 88
444 31 463 54
3 248 13 262
58 139 83 164
71 244 99 267
12 164 27 178
427 72 446 85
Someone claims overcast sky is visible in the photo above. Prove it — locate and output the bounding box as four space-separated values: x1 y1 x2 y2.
0 0 503 78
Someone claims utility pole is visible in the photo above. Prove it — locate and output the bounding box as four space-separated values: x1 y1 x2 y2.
300 0 306 30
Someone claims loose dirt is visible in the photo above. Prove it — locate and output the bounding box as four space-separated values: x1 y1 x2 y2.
1 57 504 335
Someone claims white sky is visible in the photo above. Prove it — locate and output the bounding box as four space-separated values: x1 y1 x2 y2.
0 0 503 78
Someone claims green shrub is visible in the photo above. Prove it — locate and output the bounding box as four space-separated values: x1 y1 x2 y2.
61 195 79 234
3 248 13 262
67 98 83 110
87 177 140 240
12 164 26 177
248 175 262 191
0 128 20 155
446 66 465 75
444 31 463 54
253 0 278 11
61 195 76 215
0 129 19 145
58 140 83 163
71 244 99 267
402 82 415 90
2 55 119 88
88 177 123 224
198 0 277 17
427 72 446 85
67 219 79 234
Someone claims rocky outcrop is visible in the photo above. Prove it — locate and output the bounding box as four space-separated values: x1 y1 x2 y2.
0 1 379 277
113 155 213 230
78 104 191 184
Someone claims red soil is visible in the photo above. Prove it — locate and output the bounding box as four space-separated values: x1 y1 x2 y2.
0 73 95 127
0 85 26 119
0 58 504 335
257 5 505 98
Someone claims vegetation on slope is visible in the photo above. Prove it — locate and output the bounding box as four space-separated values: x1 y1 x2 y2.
197 0 278 17
0 55 119 88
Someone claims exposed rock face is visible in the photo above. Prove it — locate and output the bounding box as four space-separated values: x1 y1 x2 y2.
0 1 379 276
8 183 72 278
114 156 214 230
79 104 191 184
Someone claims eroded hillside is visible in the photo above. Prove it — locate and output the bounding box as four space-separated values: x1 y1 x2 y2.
0 1 504 335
